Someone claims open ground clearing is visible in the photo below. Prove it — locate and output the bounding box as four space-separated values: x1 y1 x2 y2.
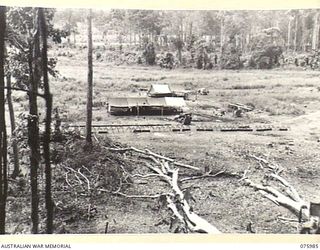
7 54 320 234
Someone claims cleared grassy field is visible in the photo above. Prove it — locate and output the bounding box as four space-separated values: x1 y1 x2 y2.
53 56 320 122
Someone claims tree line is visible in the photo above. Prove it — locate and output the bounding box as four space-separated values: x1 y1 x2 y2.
55 9 320 53
52 9 320 70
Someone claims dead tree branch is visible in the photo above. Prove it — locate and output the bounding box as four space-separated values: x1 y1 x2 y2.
77 169 90 191
106 146 200 171
248 154 284 174
243 178 308 216
98 188 165 199
99 146 219 233
145 160 221 233
243 156 309 219
65 173 72 188
180 170 225 183
277 216 299 223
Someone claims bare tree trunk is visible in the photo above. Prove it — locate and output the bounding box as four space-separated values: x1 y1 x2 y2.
189 21 193 40
6 74 20 179
138 33 142 48
302 15 307 52
0 5 8 235
240 34 244 53
67 10 72 44
312 12 319 51
177 37 182 64
294 16 298 51
220 17 224 53
177 21 183 64
86 9 93 145
39 8 54 234
28 10 41 234
287 19 292 50
246 33 250 52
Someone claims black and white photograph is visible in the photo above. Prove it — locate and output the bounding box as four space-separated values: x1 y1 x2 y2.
0 2 320 236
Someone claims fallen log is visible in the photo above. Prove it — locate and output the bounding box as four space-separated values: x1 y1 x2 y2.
277 216 300 223
106 146 200 171
228 102 254 112
99 162 220 232
243 156 309 219
103 145 219 233
98 189 164 199
180 170 225 183
248 154 284 174
242 154 320 233
148 161 221 234
243 177 308 217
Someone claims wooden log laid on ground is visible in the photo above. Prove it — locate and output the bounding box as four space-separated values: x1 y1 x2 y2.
228 102 254 112
106 146 200 171
244 156 309 219
148 161 221 233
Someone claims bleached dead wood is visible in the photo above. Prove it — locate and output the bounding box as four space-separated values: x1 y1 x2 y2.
114 159 220 233
228 102 254 112
103 145 220 233
269 173 303 203
78 169 91 191
65 173 72 188
244 156 309 219
62 165 90 187
97 164 171 198
180 170 225 183
146 161 221 233
118 164 159 179
248 154 284 174
106 146 200 171
243 178 308 216
277 216 299 223
131 173 160 178
98 189 164 199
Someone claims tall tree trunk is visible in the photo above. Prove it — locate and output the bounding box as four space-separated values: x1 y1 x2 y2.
189 21 193 40
220 17 224 53
294 16 298 51
39 8 54 234
180 22 185 43
86 9 93 145
287 19 292 50
138 33 142 48
0 5 8 235
6 74 20 179
28 10 41 234
301 15 307 52
246 33 250 52
178 46 182 64
312 12 319 51
177 21 183 64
